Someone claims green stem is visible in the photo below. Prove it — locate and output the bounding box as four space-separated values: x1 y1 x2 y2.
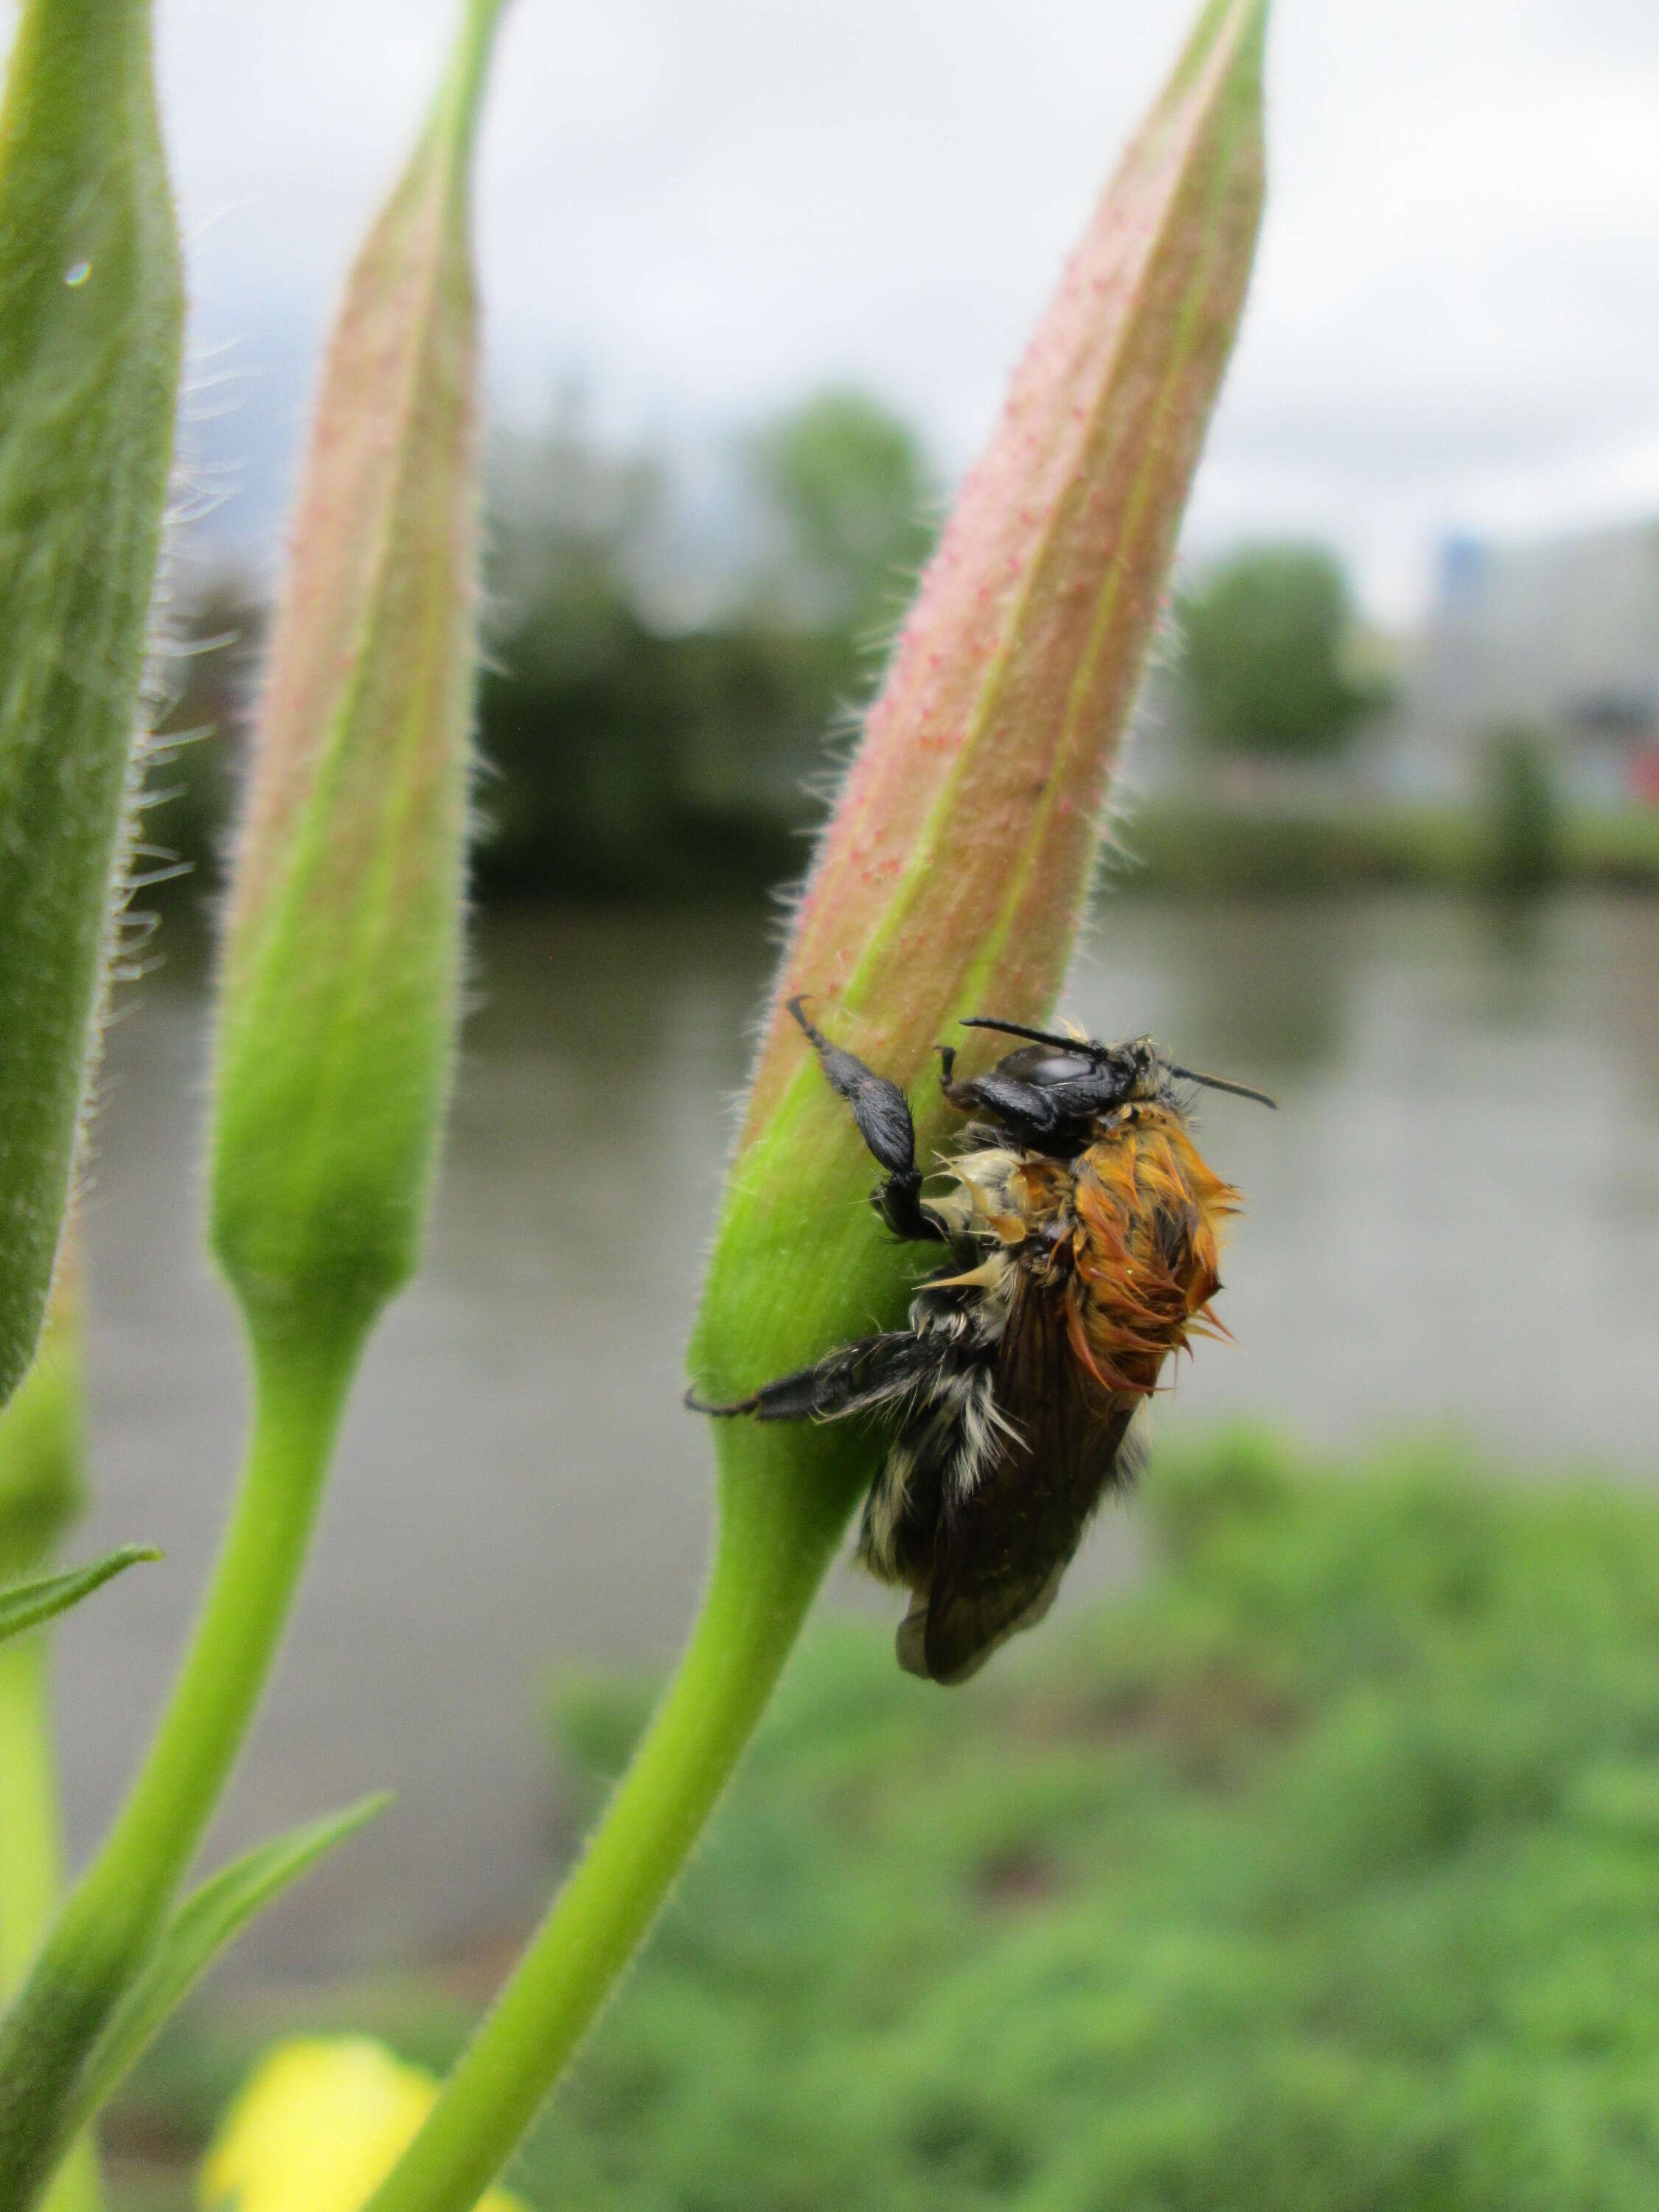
0 1639 58 1996
0 1637 102 2212
0 1329 362 2206
439 0 513 170
362 1425 861 2212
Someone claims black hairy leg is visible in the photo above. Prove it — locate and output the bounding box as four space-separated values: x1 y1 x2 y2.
686 1327 965 1423
787 998 945 1244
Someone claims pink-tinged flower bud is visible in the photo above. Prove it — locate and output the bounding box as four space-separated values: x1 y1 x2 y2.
209 0 507 1357
695 0 1267 1409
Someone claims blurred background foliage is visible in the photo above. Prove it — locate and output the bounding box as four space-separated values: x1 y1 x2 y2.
110 1430 1659 2210
1175 543 1393 762
1481 724 1563 894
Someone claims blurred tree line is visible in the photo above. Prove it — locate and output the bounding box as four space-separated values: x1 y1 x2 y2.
149 389 938 905
154 414 1481 910
1175 543 1392 762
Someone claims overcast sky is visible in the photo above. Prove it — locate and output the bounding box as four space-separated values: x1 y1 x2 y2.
59 0 1659 621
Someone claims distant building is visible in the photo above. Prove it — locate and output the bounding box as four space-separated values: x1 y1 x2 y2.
1390 521 1659 804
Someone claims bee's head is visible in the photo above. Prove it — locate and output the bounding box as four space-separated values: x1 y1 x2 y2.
947 1018 1273 1153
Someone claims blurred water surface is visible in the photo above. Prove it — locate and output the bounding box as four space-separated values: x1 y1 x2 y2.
60 892 1659 1972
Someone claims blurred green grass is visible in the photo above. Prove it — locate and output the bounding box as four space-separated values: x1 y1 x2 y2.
1119 800 1659 895
113 1430 1659 2209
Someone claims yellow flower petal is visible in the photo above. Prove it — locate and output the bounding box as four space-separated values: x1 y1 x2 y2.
201 2039 527 2212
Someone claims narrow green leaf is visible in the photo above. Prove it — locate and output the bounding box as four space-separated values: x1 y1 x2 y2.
61 1794 390 2139
0 1545 157 1646
0 0 184 1409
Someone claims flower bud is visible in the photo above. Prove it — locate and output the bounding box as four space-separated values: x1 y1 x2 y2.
209 0 505 1355
203 2039 528 2212
694 0 1268 1407
0 0 181 1407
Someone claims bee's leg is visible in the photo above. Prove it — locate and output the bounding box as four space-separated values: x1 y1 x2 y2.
687 1328 953 1422
940 1068 1060 1147
787 996 945 1244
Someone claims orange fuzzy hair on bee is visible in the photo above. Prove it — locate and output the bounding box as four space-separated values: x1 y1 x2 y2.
1039 1106 1239 1398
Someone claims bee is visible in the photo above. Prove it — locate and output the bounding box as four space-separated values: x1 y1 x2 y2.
691 998 1273 1685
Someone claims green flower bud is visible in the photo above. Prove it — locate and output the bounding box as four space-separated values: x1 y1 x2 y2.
693 0 1268 1422
209 0 505 1360
0 0 182 1408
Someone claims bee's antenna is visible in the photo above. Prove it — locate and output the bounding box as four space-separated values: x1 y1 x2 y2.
959 1015 1099 1052
1168 1065 1278 1110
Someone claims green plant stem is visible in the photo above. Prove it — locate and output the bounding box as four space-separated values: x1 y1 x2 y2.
439 0 512 170
0 1636 102 2212
0 1640 58 1996
0 1329 362 2206
363 1424 864 2212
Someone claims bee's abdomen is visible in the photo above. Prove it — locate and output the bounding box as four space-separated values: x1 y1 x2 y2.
1067 1110 1239 1396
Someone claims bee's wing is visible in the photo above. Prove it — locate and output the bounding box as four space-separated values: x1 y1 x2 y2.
914 1269 1135 1686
